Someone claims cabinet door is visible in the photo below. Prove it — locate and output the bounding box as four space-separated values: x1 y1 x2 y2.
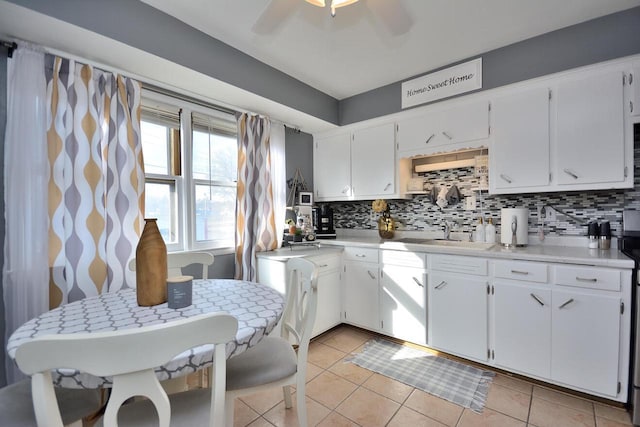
351 124 396 198
397 100 489 156
380 265 427 345
491 87 550 191
312 268 342 337
551 289 621 396
343 261 379 330
314 133 351 200
429 272 488 361
493 282 551 378
555 71 625 185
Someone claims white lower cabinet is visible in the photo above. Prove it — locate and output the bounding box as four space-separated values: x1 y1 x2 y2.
380 250 427 345
493 281 551 378
343 247 380 331
429 271 488 362
551 288 621 396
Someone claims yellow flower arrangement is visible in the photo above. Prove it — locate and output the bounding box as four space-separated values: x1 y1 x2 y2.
371 199 388 213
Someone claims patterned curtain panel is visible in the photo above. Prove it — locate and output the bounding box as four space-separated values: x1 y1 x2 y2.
235 113 278 281
46 56 144 306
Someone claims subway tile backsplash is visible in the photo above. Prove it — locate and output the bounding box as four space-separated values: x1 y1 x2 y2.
328 141 640 238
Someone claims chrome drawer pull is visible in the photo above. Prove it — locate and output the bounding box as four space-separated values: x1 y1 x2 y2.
413 277 424 287
576 277 597 282
563 169 579 179
425 134 435 144
318 264 328 268
511 270 529 275
367 271 376 280
355 254 366 258
435 280 447 290
442 131 453 140
530 293 545 306
500 174 512 183
559 298 575 309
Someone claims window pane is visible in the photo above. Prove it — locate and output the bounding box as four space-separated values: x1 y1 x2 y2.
192 131 237 182
144 182 177 244
195 184 235 244
141 121 169 175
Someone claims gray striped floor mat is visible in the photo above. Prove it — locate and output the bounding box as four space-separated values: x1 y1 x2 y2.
347 339 495 412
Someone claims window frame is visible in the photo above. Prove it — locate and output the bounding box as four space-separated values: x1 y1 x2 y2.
141 89 237 253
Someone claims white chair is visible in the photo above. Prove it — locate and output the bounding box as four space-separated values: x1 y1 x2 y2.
0 378 101 426
225 257 319 427
15 312 238 427
128 251 215 279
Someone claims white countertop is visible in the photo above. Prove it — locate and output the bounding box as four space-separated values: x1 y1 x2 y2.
256 233 635 268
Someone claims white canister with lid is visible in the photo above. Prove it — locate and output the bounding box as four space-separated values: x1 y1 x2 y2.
500 208 529 246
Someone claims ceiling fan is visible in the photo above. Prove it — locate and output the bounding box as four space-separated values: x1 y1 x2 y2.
252 0 413 35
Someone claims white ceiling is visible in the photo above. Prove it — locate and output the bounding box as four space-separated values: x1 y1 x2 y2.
140 0 640 100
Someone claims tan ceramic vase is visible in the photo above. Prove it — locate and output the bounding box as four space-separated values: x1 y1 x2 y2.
136 218 168 306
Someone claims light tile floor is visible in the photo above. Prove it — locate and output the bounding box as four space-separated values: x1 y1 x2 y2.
227 325 633 427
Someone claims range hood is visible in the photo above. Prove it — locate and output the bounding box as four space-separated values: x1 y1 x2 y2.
413 148 488 173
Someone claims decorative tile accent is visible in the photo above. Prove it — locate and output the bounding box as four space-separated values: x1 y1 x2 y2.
329 138 640 238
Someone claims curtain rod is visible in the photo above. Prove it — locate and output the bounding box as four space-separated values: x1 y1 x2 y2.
1 39 18 58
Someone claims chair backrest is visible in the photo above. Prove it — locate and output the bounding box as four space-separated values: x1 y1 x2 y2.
15 312 237 427
129 252 215 279
282 258 319 357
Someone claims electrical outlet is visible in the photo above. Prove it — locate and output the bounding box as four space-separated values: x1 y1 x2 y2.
545 206 556 221
465 195 476 210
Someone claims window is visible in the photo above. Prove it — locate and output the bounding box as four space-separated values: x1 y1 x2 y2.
140 92 237 251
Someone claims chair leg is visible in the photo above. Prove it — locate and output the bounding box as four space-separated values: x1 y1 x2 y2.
225 395 235 427
295 378 308 427
283 385 293 409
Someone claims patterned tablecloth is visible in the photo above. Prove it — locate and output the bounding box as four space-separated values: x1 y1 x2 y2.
7 279 284 389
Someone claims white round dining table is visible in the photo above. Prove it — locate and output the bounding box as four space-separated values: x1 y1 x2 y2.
7 279 284 389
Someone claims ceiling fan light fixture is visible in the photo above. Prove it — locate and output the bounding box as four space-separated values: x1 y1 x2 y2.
305 0 325 6
330 0 358 17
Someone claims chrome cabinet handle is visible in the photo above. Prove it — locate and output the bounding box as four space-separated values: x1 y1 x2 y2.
500 174 512 183
563 169 579 179
425 134 435 144
318 264 328 268
576 277 597 282
442 131 453 140
631 101 634 113
435 280 447 290
355 254 366 258
530 293 545 306
559 298 575 309
367 270 376 280
511 270 529 275
413 277 424 287
383 183 391 191
341 185 350 194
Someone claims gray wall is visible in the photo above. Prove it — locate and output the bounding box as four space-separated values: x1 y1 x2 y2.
285 127 314 195
7 0 339 125
0 47 7 388
339 6 640 124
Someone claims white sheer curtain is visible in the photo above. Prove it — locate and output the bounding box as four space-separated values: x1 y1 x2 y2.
3 46 48 383
270 123 286 248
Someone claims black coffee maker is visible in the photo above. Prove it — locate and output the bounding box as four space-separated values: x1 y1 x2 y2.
312 205 336 239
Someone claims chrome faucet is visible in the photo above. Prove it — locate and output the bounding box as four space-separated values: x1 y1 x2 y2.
442 221 452 240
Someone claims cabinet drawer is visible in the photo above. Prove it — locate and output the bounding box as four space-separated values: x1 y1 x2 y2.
310 255 341 274
380 250 426 268
495 260 548 283
431 255 487 276
554 266 620 291
343 246 379 263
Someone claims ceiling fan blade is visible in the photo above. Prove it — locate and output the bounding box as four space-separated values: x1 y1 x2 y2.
367 0 413 35
252 0 299 34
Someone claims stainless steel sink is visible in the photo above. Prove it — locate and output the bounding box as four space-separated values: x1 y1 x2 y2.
391 237 495 250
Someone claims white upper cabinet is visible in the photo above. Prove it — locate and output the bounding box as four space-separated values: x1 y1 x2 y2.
351 123 396 198
396 100 489 157
314 133 351 200
555 70 626 186
630 66 639 117
490 87 550 193
314 123 408 202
